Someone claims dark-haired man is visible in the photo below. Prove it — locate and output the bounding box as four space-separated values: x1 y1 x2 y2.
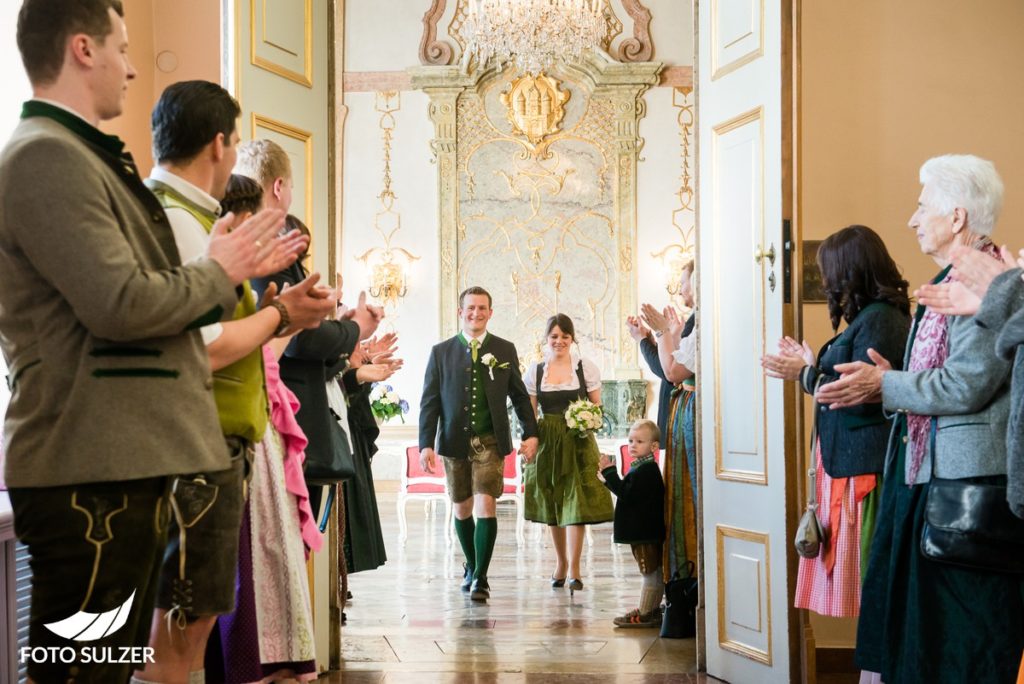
0 2 304 682
139 80 339 684
419 287 538 601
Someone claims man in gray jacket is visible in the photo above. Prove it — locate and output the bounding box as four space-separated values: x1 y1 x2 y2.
0 2 304 682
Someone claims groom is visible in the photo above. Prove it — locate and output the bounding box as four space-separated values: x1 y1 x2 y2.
419 286 538 601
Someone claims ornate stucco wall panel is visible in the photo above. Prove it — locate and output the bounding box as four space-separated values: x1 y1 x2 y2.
412 55 660 384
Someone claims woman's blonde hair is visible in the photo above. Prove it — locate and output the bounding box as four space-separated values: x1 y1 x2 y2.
235 139 292 189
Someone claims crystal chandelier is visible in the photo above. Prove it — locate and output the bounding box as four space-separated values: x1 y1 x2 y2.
463 0 605 75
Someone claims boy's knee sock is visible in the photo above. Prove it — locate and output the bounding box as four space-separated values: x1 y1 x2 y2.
454 515 477 570
639 567 665 615
473 517 498 579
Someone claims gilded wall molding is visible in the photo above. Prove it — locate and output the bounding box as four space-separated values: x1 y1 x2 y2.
419 0 455 66
340 66 690 93
357 92 421 311
617 0 654 62
652 86 696 309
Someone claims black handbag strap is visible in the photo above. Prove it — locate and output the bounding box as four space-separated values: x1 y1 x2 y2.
926 416 938 481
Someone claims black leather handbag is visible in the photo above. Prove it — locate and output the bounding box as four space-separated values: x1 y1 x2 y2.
920 419 1024 574
660 561 698 639
304 408 357 484
304 379 358 485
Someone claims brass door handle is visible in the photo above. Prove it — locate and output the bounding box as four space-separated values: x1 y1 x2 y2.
755 243 776 266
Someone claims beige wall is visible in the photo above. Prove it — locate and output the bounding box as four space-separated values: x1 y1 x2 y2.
104 0 221 176
799 0 1024 648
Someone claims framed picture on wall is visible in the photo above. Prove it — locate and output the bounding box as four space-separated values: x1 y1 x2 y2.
802 240 827 303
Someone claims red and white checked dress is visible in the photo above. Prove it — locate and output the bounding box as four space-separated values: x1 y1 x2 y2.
794 439 874 618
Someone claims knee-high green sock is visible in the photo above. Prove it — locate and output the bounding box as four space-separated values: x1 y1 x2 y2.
474 517 498 579
454 516 476 570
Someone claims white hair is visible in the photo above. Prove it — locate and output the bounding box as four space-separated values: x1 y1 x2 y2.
919 154 1003 237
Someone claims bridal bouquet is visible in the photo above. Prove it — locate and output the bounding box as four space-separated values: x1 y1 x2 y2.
564 399 604 439
369 383 410 424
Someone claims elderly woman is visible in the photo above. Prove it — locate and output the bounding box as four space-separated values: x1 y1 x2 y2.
918 244 1024 522
762 225 910 621
817 155 1024 683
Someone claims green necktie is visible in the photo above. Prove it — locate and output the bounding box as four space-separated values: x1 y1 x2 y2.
469 338 480 362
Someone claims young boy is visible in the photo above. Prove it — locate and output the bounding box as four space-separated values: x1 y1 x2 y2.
598 419 667 628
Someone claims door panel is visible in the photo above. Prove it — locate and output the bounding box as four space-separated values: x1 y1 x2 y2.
698 0 794 681
231 0 329 276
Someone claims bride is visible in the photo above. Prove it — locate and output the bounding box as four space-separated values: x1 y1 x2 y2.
522 314 613 593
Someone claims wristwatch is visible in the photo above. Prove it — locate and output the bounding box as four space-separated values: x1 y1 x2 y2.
267 299 290 337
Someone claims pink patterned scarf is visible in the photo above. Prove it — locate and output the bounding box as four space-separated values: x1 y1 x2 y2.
905 240 1000 484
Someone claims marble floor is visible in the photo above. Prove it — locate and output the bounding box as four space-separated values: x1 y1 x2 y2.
327 493 717 683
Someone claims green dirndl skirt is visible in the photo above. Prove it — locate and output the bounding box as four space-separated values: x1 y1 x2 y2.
523 414 613 526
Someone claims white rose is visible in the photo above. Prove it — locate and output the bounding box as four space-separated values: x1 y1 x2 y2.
578 410 593 422
566 417 578 429
386 391 399 403
481 353 496 365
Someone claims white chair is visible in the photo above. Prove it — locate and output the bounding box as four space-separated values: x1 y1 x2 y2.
500 451 527 546
397 446 453 545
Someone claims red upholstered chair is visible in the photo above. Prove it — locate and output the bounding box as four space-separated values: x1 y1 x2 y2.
618 443 663 475
500 451 526 546
398 446 452 545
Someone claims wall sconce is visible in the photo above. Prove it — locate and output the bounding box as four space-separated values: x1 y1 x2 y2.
359 246 418 307
651 243 693 296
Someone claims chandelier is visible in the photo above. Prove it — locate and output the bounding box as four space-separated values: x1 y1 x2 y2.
462 0 605 75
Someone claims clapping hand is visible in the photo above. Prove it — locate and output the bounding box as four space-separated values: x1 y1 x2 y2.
815 348 892 409
761 336 814 381
914 280 981 316
916 244 1021 316
354 360 402 384
665 307 685 339
364 332 399 364
626 315 652 343
950 244 1017 298
207 209 309 283
340 291 385 340
274 273 340 334
639 302 668 336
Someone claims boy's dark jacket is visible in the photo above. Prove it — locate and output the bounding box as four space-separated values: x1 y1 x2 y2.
601 457 665 545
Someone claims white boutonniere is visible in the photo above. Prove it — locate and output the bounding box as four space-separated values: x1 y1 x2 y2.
479 352 510 380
